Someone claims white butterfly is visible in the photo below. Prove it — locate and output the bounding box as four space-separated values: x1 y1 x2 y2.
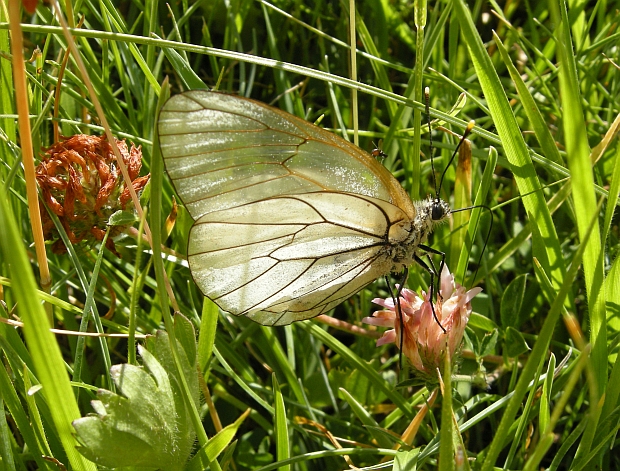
158 91 450 326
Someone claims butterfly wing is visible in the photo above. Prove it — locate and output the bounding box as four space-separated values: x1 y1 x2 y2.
159 91 414 218
189 192 410 325
158 91 416 325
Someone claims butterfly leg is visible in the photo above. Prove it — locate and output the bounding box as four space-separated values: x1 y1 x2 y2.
418 243 446 284
418 243 447 300
386 269 409 369
413 252 447 334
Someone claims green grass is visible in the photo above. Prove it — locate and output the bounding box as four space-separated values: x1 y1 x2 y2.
1 0 619 469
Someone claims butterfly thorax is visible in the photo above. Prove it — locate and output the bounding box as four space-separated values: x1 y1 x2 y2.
387 196 450 271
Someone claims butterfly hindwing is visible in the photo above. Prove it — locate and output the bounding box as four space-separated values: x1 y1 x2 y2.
187 192 408 325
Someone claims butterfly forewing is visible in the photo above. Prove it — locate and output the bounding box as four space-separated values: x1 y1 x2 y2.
159 91 415 219
158 91 419 325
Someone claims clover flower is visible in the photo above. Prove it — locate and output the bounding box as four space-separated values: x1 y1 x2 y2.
36 134 149 256
363 265 481 380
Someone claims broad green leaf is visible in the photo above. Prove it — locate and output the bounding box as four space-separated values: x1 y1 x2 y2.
479 330 499 358
468 312 497 332
394 448 420 470
107 209 138 226
500 274 528 329
73 336 198 470
505 327 530 358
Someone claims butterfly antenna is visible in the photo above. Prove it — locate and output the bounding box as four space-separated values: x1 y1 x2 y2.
437 120 476 197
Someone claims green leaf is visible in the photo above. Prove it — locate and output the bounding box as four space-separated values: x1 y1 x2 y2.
500 274 528 329
107 209 138 226
174 312 197 371
468 311 497 332
147 320 201 462
203 409 250 463
339 387 394 449
505 327 530 358
73 342 196 470
161 44 207 90
342 367 370 404
493 33 564 171
539 354 556 435
439 353 455 471
394 448 420 470
0 151 97 471
198 297 219 374
453 0 566 309
479 330 499 358
273 374 290 470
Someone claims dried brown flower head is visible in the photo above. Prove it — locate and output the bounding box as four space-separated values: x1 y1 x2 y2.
36 134 150 256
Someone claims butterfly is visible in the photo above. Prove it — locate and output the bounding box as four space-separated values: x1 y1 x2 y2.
158 90 451 326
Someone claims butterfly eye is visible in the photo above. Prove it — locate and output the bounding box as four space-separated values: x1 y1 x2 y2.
431 199 447 221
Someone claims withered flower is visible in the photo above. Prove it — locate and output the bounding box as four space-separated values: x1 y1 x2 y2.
363 265 481 381
36 134 149 256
